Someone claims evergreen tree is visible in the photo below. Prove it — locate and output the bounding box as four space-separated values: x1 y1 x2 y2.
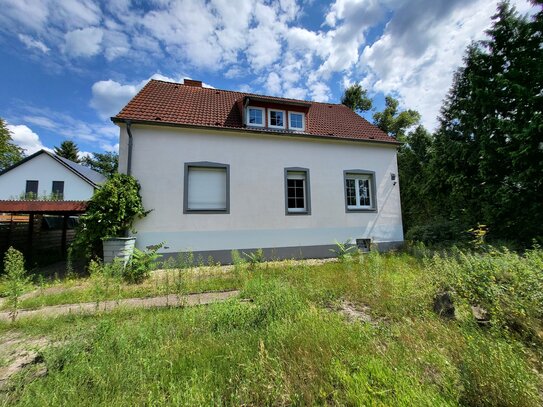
373 96 421 140
54 140 80 163
431 1 543 241
0 118 24 171
397 125 435 230
341 84 372 113
81 152 118 178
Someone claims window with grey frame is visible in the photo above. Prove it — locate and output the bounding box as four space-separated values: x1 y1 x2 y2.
285 168 310 215
344 170 377 212
184 162 230 213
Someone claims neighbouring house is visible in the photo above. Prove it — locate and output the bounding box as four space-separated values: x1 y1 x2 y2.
0 149 105 200
0 150 104 261
112 79 404 262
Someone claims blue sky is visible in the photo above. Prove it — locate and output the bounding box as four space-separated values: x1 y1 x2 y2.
0 0 535 157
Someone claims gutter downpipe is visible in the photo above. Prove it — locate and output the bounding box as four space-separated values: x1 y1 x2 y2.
126 120 133 176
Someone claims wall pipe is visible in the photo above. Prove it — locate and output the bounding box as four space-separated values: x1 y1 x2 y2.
126 120 133 176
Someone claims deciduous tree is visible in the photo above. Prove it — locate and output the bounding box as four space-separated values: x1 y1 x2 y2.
341 84 372 113
0 118 23 171
82 151 118 178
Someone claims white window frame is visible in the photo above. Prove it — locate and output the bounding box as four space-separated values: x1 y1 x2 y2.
285 168 311 215
288 111 305 131
246 106 265 127
268 109 286 129
344 171 376 212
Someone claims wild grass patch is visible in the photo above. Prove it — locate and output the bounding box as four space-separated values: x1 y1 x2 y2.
1 248 542 406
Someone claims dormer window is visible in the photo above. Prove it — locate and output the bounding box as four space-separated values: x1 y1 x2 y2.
268 109 285 129
247 107 265 127
289 112 305 131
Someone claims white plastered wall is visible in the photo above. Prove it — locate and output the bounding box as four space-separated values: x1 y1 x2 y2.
0 153 95 200
117 124 404 253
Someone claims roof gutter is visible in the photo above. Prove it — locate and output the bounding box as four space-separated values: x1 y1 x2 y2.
111 117 402 147
125 120 134 176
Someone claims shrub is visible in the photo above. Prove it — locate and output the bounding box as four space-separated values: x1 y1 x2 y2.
432 247 543 340
3 247 29 321
73 173 149 258
243 248 264 270
406 219 465 244
329 240 357 262
231 249 247 272
124 243 163 284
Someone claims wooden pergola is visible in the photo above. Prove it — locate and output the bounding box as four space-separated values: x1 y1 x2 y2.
0 200 88 259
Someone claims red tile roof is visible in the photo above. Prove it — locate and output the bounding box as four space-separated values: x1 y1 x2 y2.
0 200 88 214
112 80 398 144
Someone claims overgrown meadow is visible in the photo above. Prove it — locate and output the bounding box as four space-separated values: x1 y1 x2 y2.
1 245 542 406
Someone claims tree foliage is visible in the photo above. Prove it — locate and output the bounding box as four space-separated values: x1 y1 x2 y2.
54 140 80 162
428 1 543 242
73 173 149 258
0 118 24 171
3 246 28 321
341 84 372 113
397 125 435 229
82 151 118 178
373 96 421 140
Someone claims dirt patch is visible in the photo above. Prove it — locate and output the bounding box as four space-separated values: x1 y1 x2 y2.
0 290 240 321
0 332 50 390
330 299 376 324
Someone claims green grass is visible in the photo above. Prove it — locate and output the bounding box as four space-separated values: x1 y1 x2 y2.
0 268 242 311
1 249 542 406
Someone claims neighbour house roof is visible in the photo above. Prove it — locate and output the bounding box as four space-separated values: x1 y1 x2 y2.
0 150 106 187
112 79 398 145
0 200 88 214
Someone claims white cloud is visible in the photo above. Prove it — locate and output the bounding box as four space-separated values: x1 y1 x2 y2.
54 0 102 30
90 74 214 120
309 81 330 102
79 151 93 160
359 0 535 129
102 30 130 61
18 34 50 53
64 27 103 57
0 0 49 32
3 0 539 137
7 124 51 155
265 72 282 95
90 79 139 119
100 142 119 153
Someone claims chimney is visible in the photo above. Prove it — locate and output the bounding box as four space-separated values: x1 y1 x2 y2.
184 79 202 87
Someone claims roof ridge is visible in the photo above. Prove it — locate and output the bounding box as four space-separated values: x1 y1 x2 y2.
148 79 345 107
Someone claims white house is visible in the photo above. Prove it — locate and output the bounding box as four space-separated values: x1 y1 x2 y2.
0 150 105 201
112 79 404 262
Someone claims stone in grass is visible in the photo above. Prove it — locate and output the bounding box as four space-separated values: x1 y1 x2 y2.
433 291 455 319
471 305 491 327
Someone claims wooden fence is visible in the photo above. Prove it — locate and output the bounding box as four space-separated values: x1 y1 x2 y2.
0 214 77 262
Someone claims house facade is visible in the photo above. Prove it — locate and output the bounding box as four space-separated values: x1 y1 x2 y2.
113 79 403 262
0 150 105 201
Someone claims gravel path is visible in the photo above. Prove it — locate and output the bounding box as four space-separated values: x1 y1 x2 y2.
0 290 239 321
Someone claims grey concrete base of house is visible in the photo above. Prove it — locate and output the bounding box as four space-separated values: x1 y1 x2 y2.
159 241 404 265
103 237 136 265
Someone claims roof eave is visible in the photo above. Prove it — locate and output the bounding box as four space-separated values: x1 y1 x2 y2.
110 117 401 146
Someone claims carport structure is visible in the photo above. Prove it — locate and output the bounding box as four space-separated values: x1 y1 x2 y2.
0 200 87 262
